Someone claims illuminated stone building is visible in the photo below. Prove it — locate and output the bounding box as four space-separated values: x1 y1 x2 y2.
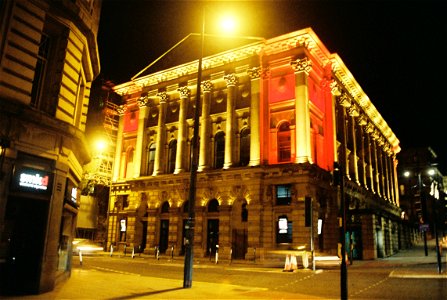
0 0 101 294
108 28 401 262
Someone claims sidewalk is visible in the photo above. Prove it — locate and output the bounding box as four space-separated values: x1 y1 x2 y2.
4 240 446 299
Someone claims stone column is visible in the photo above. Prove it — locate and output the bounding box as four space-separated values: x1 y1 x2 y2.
365 123 375 193
175 87 190 174
330 81 342 163
358 116 368 188
248 67 261 167
372 133 381 197
224 74 238 169
392 155 400 206
338 93 351 180
134 96 150 178
348 106 360 184
378 139 386 200
153 92 168 176
198 81 213 171
112 105 126 182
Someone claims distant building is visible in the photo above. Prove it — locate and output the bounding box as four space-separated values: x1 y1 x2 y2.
0 0 101 294
107 28 401 262
397 147 446 247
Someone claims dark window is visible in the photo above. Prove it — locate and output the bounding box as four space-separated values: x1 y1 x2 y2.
276 185 292 205
167 140 177 174
240 128 250 166
214 132 225 169
161 201 170 213
305 197 312 227
183 201 189 213
278 122 291 162
277 215 292 243
31 33 50 108
208 199 219 212
147 143 156 175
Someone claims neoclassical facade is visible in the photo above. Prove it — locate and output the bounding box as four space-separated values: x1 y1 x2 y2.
107 28 401 262
0 0 101 294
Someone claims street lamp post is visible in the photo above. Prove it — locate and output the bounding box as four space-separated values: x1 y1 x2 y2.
183 7 205 289
417 172 429 256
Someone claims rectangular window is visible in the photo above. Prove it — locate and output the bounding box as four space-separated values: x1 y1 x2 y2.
276 185 292 205
277 216 292 243
305 197 312 227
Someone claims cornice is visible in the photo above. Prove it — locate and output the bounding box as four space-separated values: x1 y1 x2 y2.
331 54 400 154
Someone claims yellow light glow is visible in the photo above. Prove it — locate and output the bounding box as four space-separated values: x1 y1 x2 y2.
95 139 107 152
220 16 237 33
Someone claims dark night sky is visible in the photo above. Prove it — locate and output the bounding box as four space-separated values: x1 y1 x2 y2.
96 0 447 172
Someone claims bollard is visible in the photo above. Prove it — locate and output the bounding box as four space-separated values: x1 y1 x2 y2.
215 245 219 264
110 245 114 257
171 246 174 260
131 247 135 259
79 250 83 266
124 245 127 256
154 246 157 259
230 248 233 264
156 247 160 260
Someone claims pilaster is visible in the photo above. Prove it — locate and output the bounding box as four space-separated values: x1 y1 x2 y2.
248 67 261 167
291 57 312 163
134 96 150 178
153 92 168 176
112 105 126 181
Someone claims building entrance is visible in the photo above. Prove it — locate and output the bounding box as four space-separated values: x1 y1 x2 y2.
207 219 219 255
159 219 169 253
232 229 248 259
1 196 49 294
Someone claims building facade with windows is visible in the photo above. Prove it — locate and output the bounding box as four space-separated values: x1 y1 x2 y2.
0 0 101 294
107 28 401 262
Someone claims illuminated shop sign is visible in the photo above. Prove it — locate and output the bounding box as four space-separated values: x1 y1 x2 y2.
19 172 49 190
12 167 53 195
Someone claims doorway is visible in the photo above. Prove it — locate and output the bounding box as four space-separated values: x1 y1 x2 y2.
159 219 169 253
232 229 247 259
2 196 49 294
207 219 219 255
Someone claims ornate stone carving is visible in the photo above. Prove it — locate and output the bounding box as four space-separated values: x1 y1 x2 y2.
338 92 351 108
348 105 359 117
357 115 367 126
291 57 312 74
247 66 261 79
202 80 213 92
224 74 238 87
137 95 149 108
177 86 190 98
116 105 126 115
330 80 342 96
157 91 169 103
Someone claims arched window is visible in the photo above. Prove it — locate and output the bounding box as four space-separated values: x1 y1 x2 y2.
277 122 291 162
167 140 177 174
214 132 225 169
161 201 170 213
208 199 219 212
240 128 250 166
147 143 156 175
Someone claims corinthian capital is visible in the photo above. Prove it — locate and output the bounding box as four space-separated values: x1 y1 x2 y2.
137 95 149 108
338 93 351 108
177 86 190 98
291 57 312 74
202 80 213 92
348 105 359 117
224 74 238 87
248 66 261 79
157 91 169 103
330 80 342 96
116 105 126 116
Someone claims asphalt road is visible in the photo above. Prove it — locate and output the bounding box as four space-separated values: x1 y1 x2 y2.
75 255 447 299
